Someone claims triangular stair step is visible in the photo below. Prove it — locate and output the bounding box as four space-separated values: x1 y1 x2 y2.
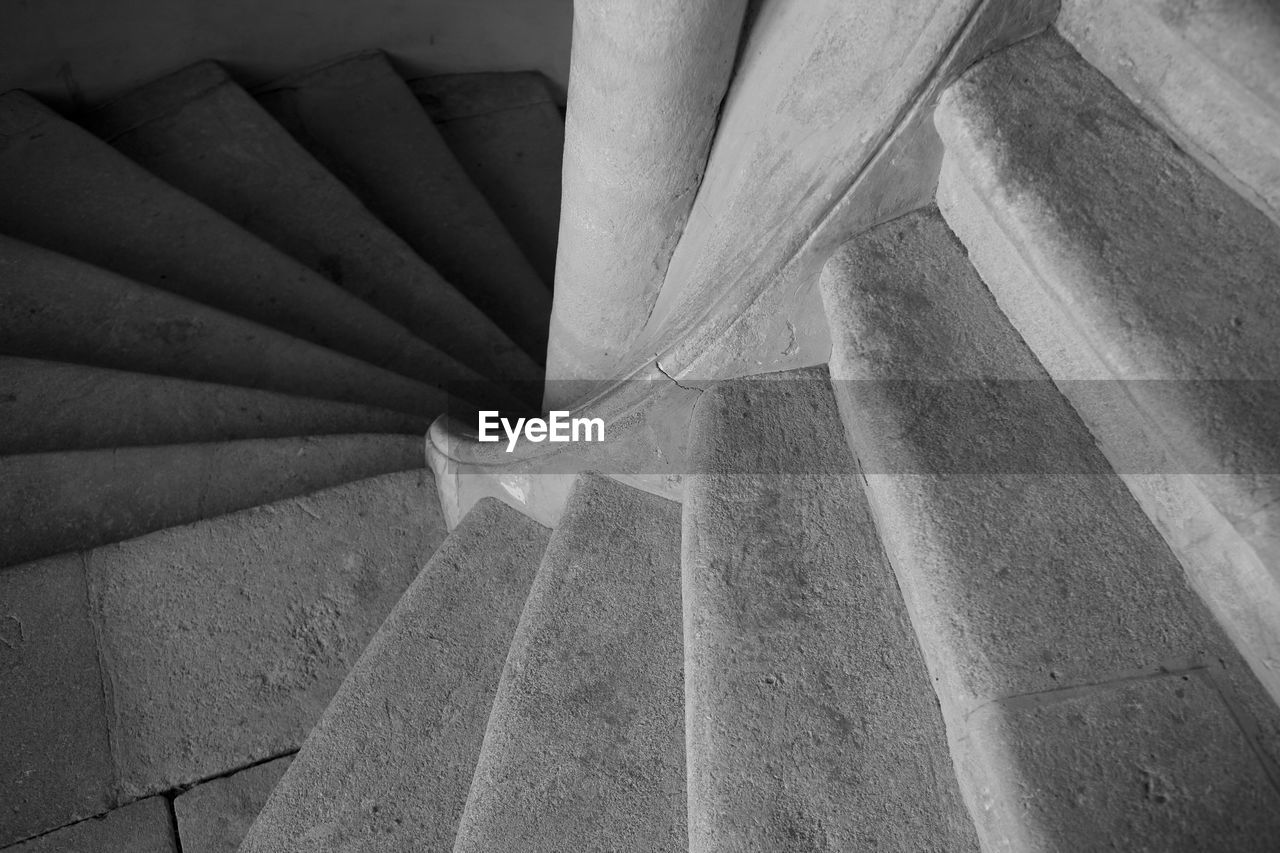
0 356 429 455
452 474 685 852
682 367 979 851
257 51 551 362
239 498 549 852
0 433 423 568
0 235 461 418
933 32 1280 709
0 469 446 846
821 206 1280 850
410 71 564 286
87 61 541 393
0 90 494 392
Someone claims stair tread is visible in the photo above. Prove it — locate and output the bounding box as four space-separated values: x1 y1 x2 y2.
88 62 541 390
0 235 454 418
410 71 564 285
453 474 685 852
934 32 1280 706
2 797 176 853
0 433 424 568
1058 0 1280 225
239 498 549 853
0 468 446 844
682 366 979 852
821 206 1280 850
0 356 430 455
257 51 551 362
0 90 492 391
174 755 293 853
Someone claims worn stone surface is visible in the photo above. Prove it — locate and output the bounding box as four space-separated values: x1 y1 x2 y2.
821 206 1280 849
453 475 685 852
85 469 446 798
0 357 429 455
0 235 449 418
1058 0 1280 226
934 32 1280 704
4 797 176 853
90 62 538 395
0 556 113 847
0 434 423 568
683 367 979 852
0 91 477 388
258 51 551 362
543 0 746 403
412 71 564 286
174 755 293 853
241 499 548 852
971 673 1280 852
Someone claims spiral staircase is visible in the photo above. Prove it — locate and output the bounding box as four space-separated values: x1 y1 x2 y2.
3 1 1280 851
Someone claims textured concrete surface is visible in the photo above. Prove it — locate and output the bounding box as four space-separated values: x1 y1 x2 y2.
86 469 446 798
821 207 1280 850
0 357 429 455
240 499 548 852
3 797 176 853
1058 0 1280 226
453 475 685 852
971 672 1280 851
683 368 979 852
934 33 1280 704
0 434 423 568
544 0 745 403
0 235 449 418
412 71 564 286
258 51 551 362
91 62 538 396
0 90 476 389
0 556 113 846
174 755 293 853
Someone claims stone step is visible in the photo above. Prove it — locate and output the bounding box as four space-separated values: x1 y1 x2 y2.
410 71 564 286
0 357 430 455
2 797 176 853
933 32 1280 708
0 236 455 418
0 469 446 845
682 367 979 852
0 90 498 393
820 207 1280 851
0 433 424 568
1057 0 1280 226
87 62 541 394
257 51 552 362
174 755 293 853
239 499 549 853
453 474 685 852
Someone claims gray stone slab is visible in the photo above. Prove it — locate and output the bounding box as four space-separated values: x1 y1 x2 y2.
0 556 113 847
934 32 1280 706
4 797 176 853
240 499 549 853
821 206 1280 849
0 434 423 568
0 91 474 390
89 62 537 397
0 235 449 418
453 474 685 852
683 367 979 852
85 469 447 798
174 755 293 853
0 357 430 455
411 72 564 285
258 52 551 363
